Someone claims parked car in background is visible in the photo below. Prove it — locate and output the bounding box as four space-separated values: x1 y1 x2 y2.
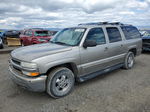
140 30 150 51
4 30 21 38
2 30 21 44
0 37 3 49
48 30 58 36
0 30 5 39
9 22 142 98
20 29 52 46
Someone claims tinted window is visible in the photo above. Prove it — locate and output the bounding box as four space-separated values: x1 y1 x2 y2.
34 31 50 36
121 26 141 39
106 27 122 43
86 28 106 45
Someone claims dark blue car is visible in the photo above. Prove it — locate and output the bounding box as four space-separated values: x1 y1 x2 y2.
141 30 150 51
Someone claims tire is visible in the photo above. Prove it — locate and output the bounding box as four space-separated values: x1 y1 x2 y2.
0 44 3 49
46 67 75 98
123 52 135 69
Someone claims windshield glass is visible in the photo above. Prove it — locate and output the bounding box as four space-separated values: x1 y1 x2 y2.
34 31 50 36
50 28 86 46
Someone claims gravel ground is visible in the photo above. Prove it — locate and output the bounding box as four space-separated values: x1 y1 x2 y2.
0 53 150 112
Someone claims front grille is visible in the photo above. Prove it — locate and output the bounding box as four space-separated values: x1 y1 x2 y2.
10 58 22 73
13 66 22 72
143 39 150 43
12 59 21 65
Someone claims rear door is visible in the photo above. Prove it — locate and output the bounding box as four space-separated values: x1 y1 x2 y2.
105 27 126 66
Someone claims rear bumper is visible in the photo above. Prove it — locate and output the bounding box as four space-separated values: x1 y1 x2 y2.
9 66 47 92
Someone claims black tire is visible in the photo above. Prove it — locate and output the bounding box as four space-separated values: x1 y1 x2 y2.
46 67 75 98
0 44 3 49
123 52 135 69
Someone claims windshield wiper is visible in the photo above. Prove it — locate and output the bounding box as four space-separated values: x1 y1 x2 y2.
50 41 71 46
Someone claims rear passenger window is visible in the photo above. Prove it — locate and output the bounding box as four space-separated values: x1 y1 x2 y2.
106 27 122 43
86 28 106 45
121 26 141 40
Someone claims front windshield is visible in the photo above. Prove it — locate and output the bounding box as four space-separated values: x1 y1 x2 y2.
50 28 86 46
34 31 50 36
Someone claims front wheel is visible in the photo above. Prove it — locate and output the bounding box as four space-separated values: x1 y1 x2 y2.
0 44 3 49
46 67 75 98
123 52 135 69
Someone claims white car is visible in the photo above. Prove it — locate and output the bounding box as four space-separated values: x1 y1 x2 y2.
0 37 3 49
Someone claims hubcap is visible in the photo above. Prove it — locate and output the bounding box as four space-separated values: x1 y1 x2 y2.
55 75 69 92
128 55 134 68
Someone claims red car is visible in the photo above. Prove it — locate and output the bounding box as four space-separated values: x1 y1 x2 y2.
20 29 53 46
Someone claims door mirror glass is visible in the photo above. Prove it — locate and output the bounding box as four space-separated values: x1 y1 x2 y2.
83 40 97 48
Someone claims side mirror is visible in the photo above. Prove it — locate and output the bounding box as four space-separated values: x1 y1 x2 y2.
83 40 97 48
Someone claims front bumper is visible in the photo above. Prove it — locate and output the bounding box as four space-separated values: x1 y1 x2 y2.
143 43 150 51
9 66 47 92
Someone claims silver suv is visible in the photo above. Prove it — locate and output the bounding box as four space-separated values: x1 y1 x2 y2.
9 22 142 98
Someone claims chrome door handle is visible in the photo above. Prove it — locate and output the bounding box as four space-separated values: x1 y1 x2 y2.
105 47 108 51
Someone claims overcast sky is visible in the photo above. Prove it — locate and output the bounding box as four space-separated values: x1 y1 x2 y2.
0 0 150 29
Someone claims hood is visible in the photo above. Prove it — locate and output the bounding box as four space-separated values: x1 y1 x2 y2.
11 43 72 62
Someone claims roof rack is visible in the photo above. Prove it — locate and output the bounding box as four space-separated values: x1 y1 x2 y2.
78 22 126 26
78 22 108 26
109 22 124 25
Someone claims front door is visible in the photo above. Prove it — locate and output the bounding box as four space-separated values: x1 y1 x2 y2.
80 27 109 76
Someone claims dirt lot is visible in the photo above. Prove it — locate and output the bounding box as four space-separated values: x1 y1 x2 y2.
0 53 150 112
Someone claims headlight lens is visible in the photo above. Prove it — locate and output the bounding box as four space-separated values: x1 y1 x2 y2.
21 62 37 69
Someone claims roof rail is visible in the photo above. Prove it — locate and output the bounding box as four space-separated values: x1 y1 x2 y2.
78 22 126 26
78 22 108 26
109 22 124 25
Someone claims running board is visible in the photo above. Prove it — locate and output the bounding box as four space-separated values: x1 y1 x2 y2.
77 63 124 82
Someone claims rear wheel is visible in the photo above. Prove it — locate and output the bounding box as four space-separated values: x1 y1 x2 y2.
123 52 135 69
46 67 75 98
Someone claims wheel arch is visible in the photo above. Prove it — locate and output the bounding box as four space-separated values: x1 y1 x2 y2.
46 62 79 78
129 48 137 56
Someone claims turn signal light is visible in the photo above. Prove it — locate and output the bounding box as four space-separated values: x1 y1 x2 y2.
29 72 40 76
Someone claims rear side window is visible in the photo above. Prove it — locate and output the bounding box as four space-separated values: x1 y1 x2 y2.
106 27 122 43
121 26 141 40
86 28 106 45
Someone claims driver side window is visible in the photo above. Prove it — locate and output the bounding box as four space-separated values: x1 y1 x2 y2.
86 28 106 45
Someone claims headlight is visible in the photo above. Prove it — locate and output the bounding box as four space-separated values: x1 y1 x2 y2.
21 62 37 69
